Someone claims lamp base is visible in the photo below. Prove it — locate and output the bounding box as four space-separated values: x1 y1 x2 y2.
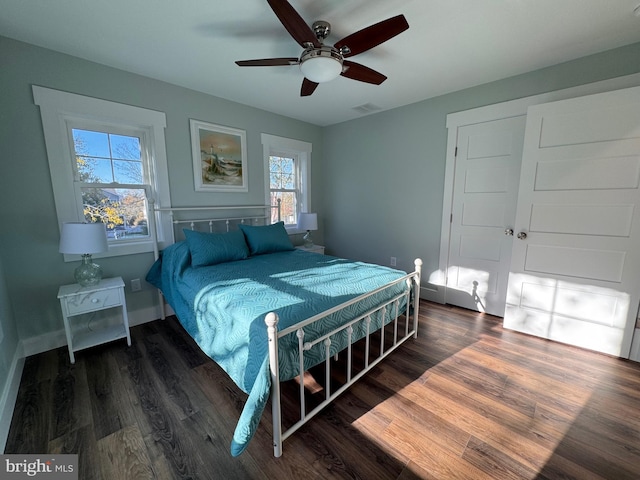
303 230 314 248
75 254 103 287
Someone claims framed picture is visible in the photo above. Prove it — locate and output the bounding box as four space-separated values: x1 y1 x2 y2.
190 119 248 192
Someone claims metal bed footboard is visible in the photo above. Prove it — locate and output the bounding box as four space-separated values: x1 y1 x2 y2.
266 258 422 457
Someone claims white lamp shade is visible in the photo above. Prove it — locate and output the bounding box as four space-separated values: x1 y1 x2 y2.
298 213 318 231
59 222 109 254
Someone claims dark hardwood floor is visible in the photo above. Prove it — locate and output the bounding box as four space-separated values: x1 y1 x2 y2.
5 301 640 479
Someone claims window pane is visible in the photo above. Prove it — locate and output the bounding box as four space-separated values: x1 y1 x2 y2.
269 156 295 189
73 129 110 157
271 191 297 225
73 129 143 185
110 134 141 160
81 187 149 241
78 157 114 183
113 160 143 184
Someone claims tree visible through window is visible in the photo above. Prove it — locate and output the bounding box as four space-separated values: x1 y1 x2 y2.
73 128 149 240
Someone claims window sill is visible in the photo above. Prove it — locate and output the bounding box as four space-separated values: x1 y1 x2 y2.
285 226 305 235
62 240 154 262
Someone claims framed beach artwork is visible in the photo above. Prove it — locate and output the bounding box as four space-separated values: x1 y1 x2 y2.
190 119 248 192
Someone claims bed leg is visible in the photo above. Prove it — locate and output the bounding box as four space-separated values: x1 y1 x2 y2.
413 259 422 338
266 312 283 457
157 290 166 320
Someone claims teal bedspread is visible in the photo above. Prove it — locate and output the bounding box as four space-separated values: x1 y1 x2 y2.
146 242 409 455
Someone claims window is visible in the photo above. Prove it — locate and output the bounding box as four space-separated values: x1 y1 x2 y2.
34 86 173 258
269 154 299 225
71 127 150 241
261 134 312 230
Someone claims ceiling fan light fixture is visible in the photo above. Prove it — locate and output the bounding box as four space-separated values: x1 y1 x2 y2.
300 47 343 83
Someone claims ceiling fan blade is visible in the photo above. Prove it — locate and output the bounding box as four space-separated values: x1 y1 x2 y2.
341 61 387 85
334 14 409 58
236 58 299 67
301 78 319 96
267 0 320 48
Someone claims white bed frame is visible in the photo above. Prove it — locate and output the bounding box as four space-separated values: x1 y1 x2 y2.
148 204 422 457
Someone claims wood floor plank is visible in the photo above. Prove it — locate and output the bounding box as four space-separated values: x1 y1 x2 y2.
5 379 51 453
462 435 538 480
179 411 268 480
97 425 154 480
382 405 470 459
547 434 640 480
120 338 212 480
399 372 558 472
151 318 210 369
49 424 102 480
49 349 92 441
140 332 200 421
385 425 494 480
5 301 640 479
19 349 59 387
534 451 609 480
84 346 137 440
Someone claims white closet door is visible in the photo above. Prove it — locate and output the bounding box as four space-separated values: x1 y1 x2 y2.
446 116 526 317
504 86 640 358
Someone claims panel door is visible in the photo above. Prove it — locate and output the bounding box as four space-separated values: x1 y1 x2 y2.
446 116 526 317
504 86 640 358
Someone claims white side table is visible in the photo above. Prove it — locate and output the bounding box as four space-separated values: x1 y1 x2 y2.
296 244 325 254
57 276 131 364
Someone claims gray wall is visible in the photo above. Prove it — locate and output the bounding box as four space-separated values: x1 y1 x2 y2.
321 42 640 292
0 36 323 345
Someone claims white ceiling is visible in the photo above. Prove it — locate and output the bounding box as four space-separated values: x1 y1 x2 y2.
2 0 640 126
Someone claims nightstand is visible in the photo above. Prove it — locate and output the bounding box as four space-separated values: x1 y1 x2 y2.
296 244 325 254
57 276 131 364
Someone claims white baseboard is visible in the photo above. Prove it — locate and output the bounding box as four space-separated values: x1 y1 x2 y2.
0 349 25 453
21 303 166 358
420 284 445 304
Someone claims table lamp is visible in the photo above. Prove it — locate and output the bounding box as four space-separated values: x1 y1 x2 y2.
59 222 109 286
297 213 318 248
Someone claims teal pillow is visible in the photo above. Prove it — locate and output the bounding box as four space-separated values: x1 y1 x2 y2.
183 229 249 267
239 222 294 255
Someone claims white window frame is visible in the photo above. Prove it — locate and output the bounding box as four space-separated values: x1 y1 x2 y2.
261 133 312 233
33 85 173 259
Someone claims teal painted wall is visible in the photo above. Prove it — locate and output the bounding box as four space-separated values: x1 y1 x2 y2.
321 42 640 289
0 254 19 408
0 36 323 342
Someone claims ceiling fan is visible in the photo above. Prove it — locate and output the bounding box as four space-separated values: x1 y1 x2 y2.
235 0 409 97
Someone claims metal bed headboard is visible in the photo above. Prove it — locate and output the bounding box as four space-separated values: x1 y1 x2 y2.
149 201 281 258
147 201 281 319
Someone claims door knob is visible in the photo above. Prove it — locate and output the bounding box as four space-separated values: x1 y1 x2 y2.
517 231 527 240
504 228 514 236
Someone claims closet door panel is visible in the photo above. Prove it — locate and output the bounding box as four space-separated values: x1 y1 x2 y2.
504 86 640 358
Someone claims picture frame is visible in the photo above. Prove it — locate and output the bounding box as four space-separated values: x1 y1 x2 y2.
190 119 248 192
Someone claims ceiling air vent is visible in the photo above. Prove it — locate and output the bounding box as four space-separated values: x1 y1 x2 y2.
352 103 382 114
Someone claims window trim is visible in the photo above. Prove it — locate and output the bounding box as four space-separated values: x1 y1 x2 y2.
261 133 312 234
33 85 173 259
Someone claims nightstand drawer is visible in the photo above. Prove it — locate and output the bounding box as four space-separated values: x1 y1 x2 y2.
65 288 121 315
